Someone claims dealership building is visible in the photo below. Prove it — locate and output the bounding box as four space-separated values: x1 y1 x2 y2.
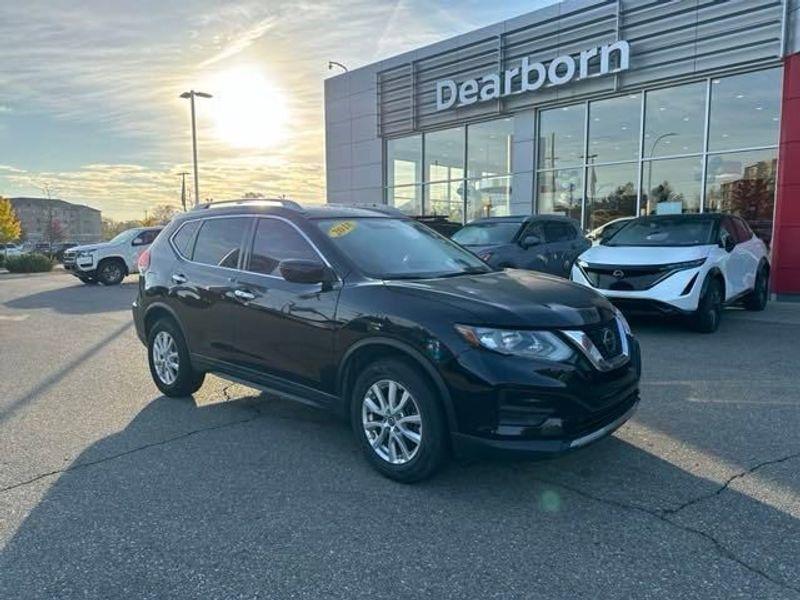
324 0 800 297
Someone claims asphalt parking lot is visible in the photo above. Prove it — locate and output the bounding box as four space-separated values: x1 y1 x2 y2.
0 272 798 599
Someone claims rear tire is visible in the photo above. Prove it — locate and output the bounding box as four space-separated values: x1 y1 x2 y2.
97 258 126 285
351 358 449 483
147 318 205 397
744 267 769 311
692 277 723 333
78 276 98 285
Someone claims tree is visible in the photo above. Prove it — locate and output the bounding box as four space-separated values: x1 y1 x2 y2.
149 204 180 225
243 192 265 199
46 218 66 244
0 197 22 245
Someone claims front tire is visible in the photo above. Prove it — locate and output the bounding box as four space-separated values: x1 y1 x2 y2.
147 318 205 397
692 277 723 333
78 276 98 285
97 259 126 285
351 358 449 483
744 267 769 311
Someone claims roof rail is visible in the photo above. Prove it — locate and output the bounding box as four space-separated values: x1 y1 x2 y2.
326 203 407 217
191 198 304 212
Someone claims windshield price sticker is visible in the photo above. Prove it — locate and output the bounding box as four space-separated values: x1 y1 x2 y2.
328 221 357 238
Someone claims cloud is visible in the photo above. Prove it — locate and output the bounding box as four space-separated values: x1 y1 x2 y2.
198 16 277 68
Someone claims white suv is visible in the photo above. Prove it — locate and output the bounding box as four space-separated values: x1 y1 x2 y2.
63 227 162 285
571 214 770 332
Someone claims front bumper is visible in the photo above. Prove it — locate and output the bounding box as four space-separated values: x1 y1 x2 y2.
63 255 97 276
571 264 703 313
443 335 642 459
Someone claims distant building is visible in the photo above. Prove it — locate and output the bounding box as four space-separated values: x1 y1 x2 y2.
9 197 102 244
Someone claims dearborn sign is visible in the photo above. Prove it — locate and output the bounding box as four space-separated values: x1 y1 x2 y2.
435 40 630 111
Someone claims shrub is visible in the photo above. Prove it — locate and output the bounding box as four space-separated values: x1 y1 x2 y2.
4 253 54 273
0 253 5 269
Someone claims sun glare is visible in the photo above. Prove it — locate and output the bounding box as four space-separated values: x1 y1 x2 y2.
206 66 289 149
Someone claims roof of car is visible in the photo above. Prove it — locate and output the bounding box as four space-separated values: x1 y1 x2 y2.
468 214 577 225
184 199 407 220
634 213 722 222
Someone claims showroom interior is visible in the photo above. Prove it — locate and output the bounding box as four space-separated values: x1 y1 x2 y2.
324 0 800 297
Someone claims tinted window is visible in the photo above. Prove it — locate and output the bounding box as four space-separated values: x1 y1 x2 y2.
172 220 201 258
732 218 752 243
133 229 160 246
608 218 715 247
192 218 248 268
543 221 577 242
719 217 737 245
248 219 319 277
316 218 490 279
452 221 522 246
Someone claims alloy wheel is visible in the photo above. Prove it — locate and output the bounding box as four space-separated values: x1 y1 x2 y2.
362 379 422 465
152 331 179 386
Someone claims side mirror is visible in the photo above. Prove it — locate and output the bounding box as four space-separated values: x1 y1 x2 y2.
520 234 542 249
279 259 334 286
721 236 736 253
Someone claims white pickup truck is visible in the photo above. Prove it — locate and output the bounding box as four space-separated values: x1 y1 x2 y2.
63 227 162 285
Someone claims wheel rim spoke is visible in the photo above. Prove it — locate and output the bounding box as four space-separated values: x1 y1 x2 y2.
153 331 179 386
361 378 422 465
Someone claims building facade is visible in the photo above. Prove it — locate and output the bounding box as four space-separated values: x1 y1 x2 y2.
324 0 800 297
9 197 102 244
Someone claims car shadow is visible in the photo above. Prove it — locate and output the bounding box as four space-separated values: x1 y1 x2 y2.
1 390 797 598
3 278 138 315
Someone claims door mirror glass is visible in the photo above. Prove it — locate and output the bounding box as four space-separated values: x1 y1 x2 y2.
279 259 332 284
520 234 542 249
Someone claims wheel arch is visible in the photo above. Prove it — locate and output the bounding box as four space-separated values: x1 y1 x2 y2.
97 254 129 275
336 338 458 431
705 266 726 299
143 302 187 341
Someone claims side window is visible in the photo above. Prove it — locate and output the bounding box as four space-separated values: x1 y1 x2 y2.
247 218 319 277
543 221 577 243
132 230 158 246
171 221 201 258
719 217 737 246
192 217 249 268
733 218 752 243
522 221 545 241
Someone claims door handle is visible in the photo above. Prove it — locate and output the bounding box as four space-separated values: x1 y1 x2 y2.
233 289 256 301
171 273 187 284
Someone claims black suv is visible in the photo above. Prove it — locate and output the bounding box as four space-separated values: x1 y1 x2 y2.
133 200 641 482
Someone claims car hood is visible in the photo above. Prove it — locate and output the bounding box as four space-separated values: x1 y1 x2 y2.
579 244 713 266
69 242 110 253
460 243 512 255
384 269 614 328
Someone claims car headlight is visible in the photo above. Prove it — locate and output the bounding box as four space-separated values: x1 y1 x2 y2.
662 258 706 271
455 325 574 361
611 306 632 336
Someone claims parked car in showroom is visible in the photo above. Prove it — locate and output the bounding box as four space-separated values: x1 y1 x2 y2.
451 215 590 277
571 214 770 333
64 227 162 285
133 199 640 482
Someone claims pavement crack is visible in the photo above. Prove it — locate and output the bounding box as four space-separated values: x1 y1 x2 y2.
661 450 800 517
0 413 264 495
529 473 800 595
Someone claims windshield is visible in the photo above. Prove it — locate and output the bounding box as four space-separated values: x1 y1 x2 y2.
107 230 136 244
606 217 715 247
316 217 492 279
452 221 521 246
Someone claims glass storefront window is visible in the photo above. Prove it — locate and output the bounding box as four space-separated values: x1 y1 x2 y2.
537 168 583 223
709 69 781 152
425 181 464 223
424 126 464 183
705 149 777 245
386 135 421 187
588 94 641 163
585 163 639 231
538 104 585 169
467 118 513 178
465 177 511 221
643 157 702 215
644 82 706 158
388 185 422 215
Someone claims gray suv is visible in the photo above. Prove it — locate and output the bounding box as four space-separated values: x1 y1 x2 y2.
452 215 589 278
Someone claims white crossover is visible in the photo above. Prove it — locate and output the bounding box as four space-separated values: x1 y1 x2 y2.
571 214 770 332
63 227 162 285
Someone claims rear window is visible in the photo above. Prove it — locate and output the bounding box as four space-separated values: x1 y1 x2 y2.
451 221 522 246
192 217 249 268
607 217 715 247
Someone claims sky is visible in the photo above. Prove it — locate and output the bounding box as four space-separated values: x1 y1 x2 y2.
0 0 553 221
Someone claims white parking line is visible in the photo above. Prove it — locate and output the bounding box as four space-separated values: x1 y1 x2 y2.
0 314 30 321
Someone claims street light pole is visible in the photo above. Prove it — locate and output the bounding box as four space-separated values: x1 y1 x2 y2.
646 132 677 212
180 90 212 206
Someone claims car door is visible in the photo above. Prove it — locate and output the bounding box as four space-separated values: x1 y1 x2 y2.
232 216 340 393
718 217 747 299
543 220 586 277
516 220 551 273
732 217 762 291
169 216 250 365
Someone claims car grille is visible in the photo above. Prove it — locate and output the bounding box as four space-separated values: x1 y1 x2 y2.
63 251 77 265
581 263 676 291
582 320 623 360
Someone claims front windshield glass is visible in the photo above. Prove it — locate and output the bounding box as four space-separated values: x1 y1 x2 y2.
316 217 492 279
607 217 715 247
451 221 522 246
